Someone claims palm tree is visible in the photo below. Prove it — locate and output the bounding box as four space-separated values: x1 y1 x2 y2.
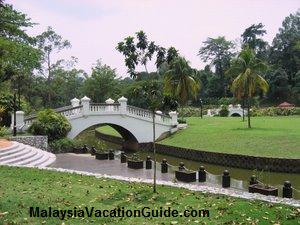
164 57 200 116
227 47 269 128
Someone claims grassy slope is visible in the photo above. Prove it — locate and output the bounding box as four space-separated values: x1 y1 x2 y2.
0 166 298 225
96 116 300 159
96 126 122 137
160 116 300 159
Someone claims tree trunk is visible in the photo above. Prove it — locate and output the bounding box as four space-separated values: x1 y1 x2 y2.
47 51 52 106
152 110 157 193
247 98 251 128
242 98 245 122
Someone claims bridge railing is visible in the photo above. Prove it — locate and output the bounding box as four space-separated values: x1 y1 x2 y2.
126 105 172 125
24 105 83 126
90 103 120 113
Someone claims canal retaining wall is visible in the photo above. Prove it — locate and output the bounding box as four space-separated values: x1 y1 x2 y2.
95 130 300 173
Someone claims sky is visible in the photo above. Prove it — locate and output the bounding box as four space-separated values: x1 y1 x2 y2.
7 0 300 77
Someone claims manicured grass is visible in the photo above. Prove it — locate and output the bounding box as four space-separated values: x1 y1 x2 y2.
160 116 300 159
0 166 298 225
96 126 122 137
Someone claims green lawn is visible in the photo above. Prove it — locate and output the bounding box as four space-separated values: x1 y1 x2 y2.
97 126 122 137
0 166 298 225
97 116 300 159
160 116 300 159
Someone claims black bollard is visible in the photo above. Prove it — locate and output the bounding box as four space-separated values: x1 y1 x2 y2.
179 162 185 171
82 144 89 153
198 166 206 182
222 170 230 188
90 146 96 156
146 156 152 169
161 159 168 173
120 152 127 163
108 150 114 160
249 175 258 185
282 181 293 198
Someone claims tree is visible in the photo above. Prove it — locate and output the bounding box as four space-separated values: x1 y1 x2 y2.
198 36 235 97
164 57 200 109
268 68 290 102
270 10 300 84
0 3 41 84
241 23 268 59
292 70 300 104
227 47 269 128
36 27 71 83
81 60 120 103
116 31 157 78
35 27 71 104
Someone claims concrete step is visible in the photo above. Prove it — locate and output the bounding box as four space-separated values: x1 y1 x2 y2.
15 148 45 166
0 142 20 153
0 147 31 162
1 148 39 164
0 144 26 157
36 153 56 167
0 141 56 167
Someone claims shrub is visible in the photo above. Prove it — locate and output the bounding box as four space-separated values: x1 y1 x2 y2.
177 118 187 124
28 109 71 141
218 97 234 106
49 138 84 153
178 107 207 117
251 107 299 117
219 105 229 117
0 126 8 137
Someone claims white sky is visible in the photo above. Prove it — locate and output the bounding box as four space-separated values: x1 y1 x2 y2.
7 0 300 77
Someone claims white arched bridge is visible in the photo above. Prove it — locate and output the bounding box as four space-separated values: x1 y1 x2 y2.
12 96 179 149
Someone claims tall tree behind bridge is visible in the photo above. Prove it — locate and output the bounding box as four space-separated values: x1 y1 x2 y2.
198 36 235 97
35 27 71 105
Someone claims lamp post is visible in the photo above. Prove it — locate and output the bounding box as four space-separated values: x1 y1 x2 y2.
200 98 203 119
13 88 17 136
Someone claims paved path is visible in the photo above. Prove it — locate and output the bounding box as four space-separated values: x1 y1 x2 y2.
49 153 300 207
50 153 220 189
51 153 179 183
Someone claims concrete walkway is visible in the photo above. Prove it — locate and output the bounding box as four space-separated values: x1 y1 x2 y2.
49 153 300 207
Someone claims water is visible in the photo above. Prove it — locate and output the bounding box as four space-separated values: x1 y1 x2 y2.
76 129 300 199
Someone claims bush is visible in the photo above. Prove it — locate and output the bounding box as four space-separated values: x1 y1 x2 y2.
0 126 8 137
177 118 187 124
251 107 299 117
178 107 207 117
219 105 229 117
49 138 84 153
28 109 71 141
218 97 234 106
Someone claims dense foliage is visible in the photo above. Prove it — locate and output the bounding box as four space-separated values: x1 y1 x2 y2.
0 1 299 129
49 137 84 153
28 109 71 141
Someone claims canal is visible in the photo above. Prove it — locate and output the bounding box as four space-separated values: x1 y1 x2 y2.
76 129 300 199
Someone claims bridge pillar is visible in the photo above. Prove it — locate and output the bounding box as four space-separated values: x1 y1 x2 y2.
105 98 115 111
11 111 25 131
155 110 162 122
71 98 80 107
118 96 128 114
169 111 178 125
81 96 91 116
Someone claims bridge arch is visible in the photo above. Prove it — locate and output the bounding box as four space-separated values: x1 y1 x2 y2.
230 112 242 117
76 122 139 151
